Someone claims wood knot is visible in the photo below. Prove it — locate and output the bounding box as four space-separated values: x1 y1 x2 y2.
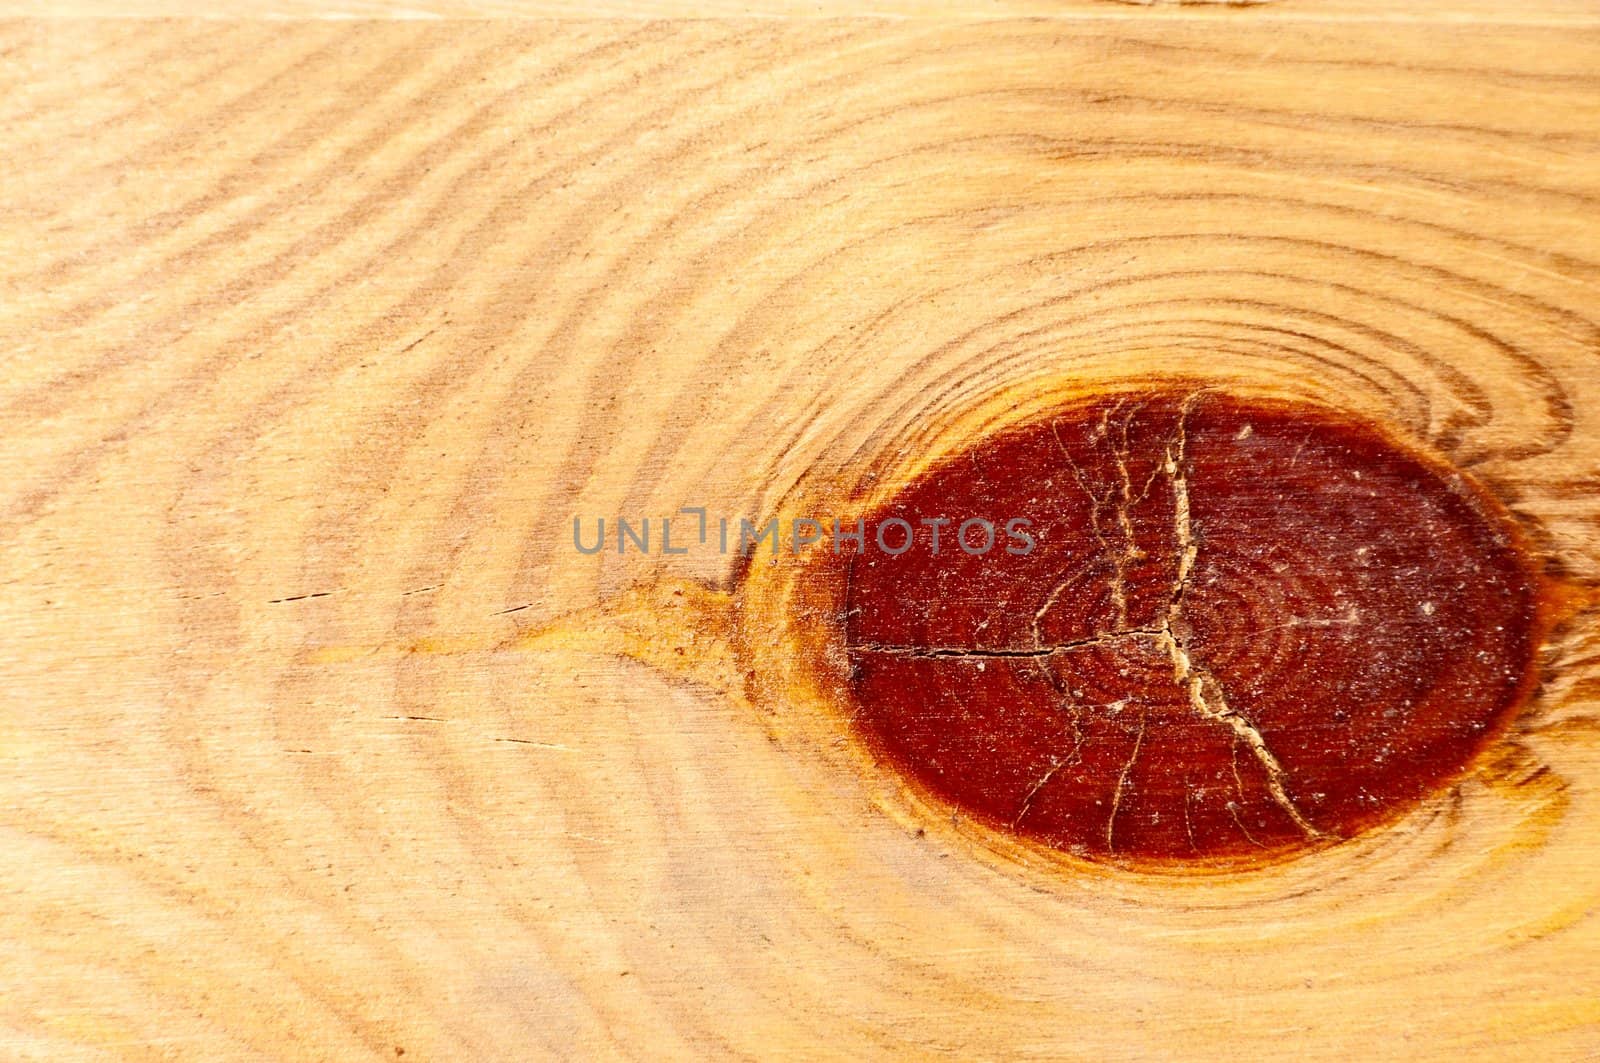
830 389 1545 866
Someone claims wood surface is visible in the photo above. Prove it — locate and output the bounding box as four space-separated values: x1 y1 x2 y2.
3 7 1600 1061
6 2 1600 20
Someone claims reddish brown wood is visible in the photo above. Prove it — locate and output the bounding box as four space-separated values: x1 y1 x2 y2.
839 390 1544 865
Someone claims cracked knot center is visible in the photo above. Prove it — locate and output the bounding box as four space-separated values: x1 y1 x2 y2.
836 389 1542 865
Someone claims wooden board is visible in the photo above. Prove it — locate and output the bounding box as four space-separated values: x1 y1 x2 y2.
3 7 1600 1060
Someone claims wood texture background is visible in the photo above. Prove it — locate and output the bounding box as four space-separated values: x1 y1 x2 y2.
4 5 1600 1060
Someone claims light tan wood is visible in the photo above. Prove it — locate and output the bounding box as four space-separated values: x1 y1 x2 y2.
5 1 1600 20
9 1 1600 20
3 10 1600 1061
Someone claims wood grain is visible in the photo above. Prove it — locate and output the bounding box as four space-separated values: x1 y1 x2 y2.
6 2 1600 21
3 11 1600 1061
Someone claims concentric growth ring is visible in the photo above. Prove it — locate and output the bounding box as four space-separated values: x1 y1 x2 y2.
838 389 1544 865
